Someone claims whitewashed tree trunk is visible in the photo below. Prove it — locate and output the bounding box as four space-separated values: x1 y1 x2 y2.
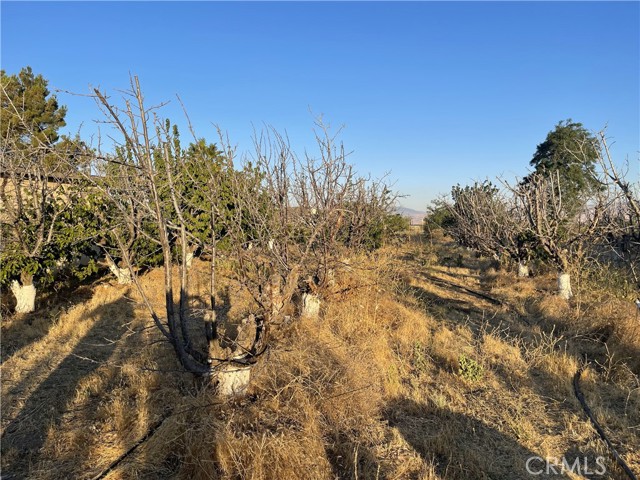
10 280 36 313
105 254 133 285
517 261 529 278
108 263 132 285
186 251 195 268
558 272 573 300
216 361 252 396
301 293 321 319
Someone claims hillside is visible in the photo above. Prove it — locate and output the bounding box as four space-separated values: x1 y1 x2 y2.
396 206 427 225
1 232 638 479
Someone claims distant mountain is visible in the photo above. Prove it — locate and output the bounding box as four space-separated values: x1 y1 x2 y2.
395 206 426 225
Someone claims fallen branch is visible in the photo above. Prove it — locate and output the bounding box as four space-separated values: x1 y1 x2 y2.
89 399 229 480
90 412 170 480
573 361 637 480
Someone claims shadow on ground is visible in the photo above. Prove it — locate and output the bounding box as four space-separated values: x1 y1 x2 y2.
1 283 97 366
1 297 130 477
402 247 639 479
386 397 559 479
324 430 381 480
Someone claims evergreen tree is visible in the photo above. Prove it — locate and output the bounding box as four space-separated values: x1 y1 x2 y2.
1 67 67 147
524 119 601 205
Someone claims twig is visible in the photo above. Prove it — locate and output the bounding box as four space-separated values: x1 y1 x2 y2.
89 400 226 480
326 384 373 400
90 412 171 480
573 360 638 480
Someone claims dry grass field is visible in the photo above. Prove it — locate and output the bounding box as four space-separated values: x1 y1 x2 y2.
2 232 639 479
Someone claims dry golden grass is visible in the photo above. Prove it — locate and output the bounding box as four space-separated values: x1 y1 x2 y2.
2 233 639 479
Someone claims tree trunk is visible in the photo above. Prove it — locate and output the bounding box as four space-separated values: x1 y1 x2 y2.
105 254 133 285
517 261 529 278
216 361 252 396
108 263 132 285
186 251 195 268
10 280 36 313
269 272 283 320
558 272 573 300
205 310 219 362
301 293 321 319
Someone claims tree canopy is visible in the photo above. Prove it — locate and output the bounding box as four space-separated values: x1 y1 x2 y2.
524 119 601 204
1 67 67 147
1 67 96 312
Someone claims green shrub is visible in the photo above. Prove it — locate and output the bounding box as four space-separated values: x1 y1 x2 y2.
458 354 484 382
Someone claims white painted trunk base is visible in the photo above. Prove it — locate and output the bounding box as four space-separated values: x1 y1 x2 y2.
186 252 195 268
217 363 252 396
11 281 36 313
558 273 573 300
517 262 529 278
301 293 321 319
108 264 132 285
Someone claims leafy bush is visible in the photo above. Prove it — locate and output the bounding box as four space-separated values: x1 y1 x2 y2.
424 204 455 232
458 354 484 382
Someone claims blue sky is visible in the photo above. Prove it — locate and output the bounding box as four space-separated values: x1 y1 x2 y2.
2 1 638 210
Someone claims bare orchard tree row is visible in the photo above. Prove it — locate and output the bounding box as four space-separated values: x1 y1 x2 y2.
439 130 637 300
510 170 614 299
591 132 640 286
2 73 398 392
84 77 396 394
225 123 395 324
442 181 534 277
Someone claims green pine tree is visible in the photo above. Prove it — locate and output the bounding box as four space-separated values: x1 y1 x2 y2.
524 119 601 207
1 67 67 147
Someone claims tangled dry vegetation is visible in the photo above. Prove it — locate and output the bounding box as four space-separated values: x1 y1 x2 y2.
2 232 639 479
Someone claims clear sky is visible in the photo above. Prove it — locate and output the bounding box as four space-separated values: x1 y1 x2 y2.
2 1 638 210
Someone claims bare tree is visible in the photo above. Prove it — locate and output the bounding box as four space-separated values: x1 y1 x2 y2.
225 120 396 324
574 130 639 229
83 78 396 394
513 171 615 299
1 138 65 311
90 77 266 394
593 131 640 287
443 181 533 276
89 146 150 285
